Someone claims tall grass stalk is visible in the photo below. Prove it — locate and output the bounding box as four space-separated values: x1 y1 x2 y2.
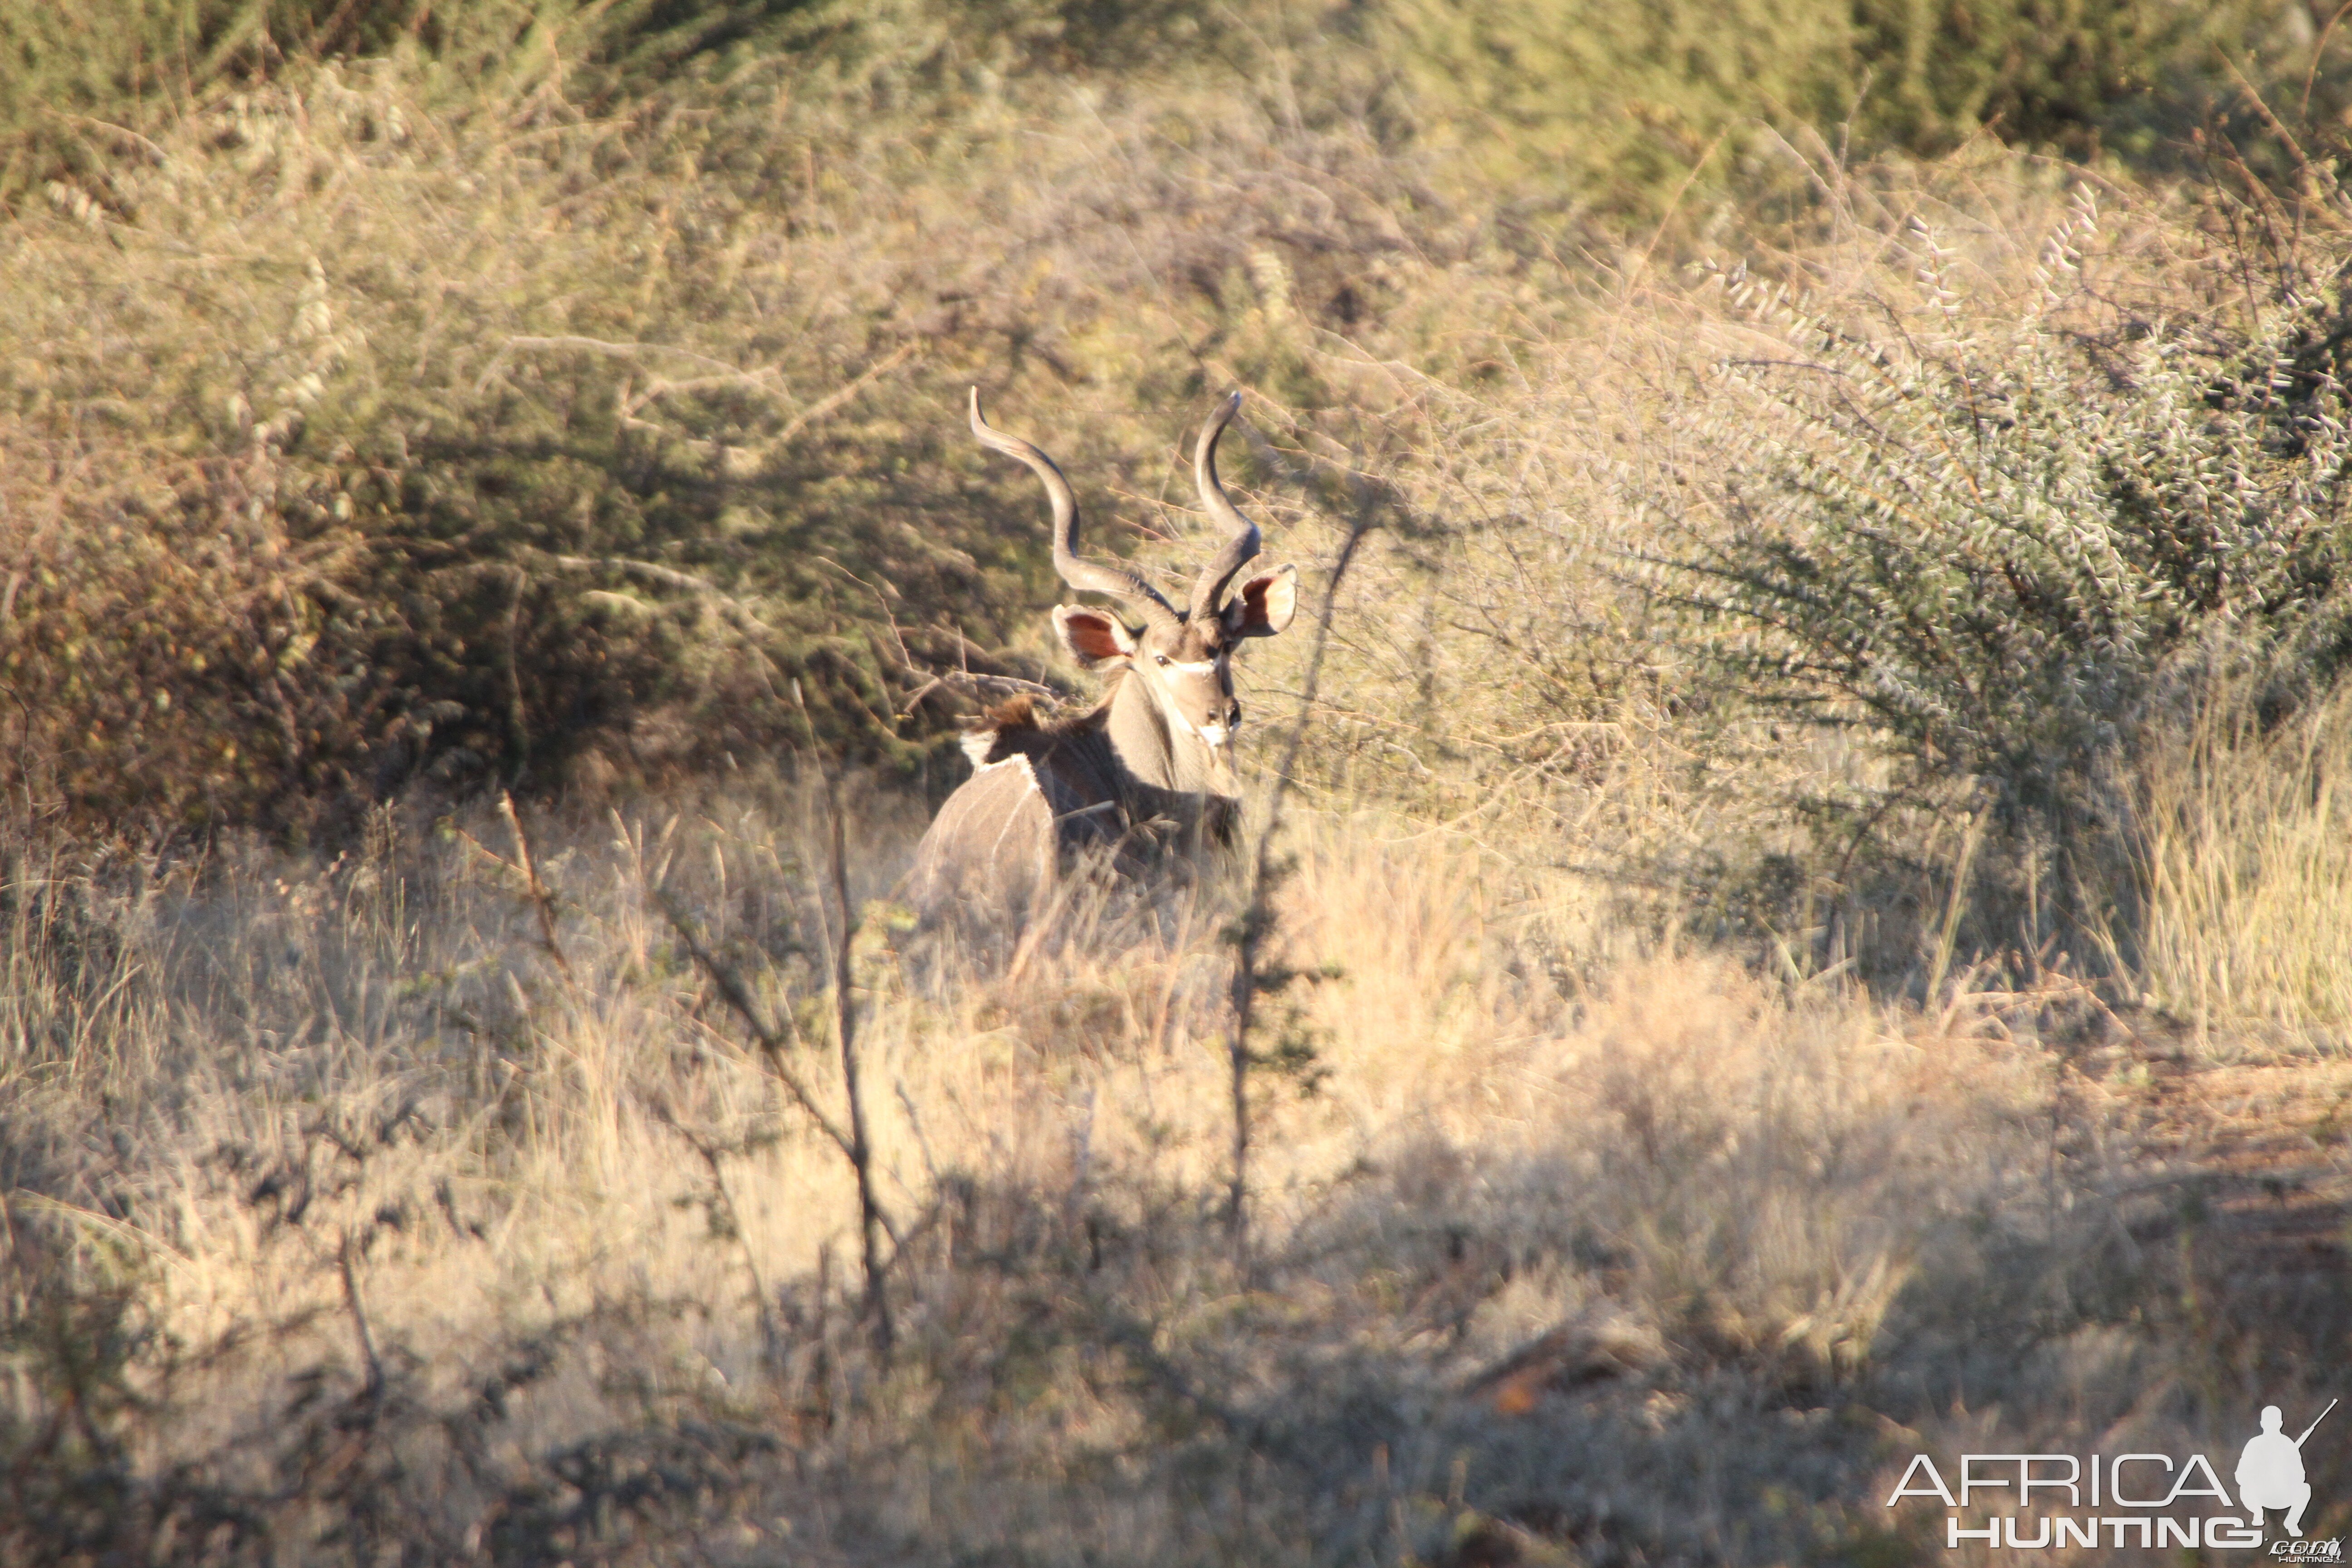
1923 808 1985 1008
2127 686 2352 1048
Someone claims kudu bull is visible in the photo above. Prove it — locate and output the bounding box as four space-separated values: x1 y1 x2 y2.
907 390 1297 923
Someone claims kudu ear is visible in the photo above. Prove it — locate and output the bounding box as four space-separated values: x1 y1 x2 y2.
1221 564 1298 639
1052 605 1138 668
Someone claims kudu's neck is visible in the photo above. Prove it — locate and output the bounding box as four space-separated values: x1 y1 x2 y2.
1096 669 1240 798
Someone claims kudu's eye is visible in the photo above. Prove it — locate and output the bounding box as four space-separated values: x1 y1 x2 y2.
1154 653 1171 667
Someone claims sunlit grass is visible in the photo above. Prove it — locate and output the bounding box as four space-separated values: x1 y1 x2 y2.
2126 686 2352 1050
9 779 2344 1563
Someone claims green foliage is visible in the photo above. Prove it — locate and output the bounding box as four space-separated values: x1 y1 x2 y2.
579 0 1228 92
1380 0 2296 223
0 1 573 207
1660 195 2352 847
1846 0 2269 160
1378 0 1856 219
0 0 1259 211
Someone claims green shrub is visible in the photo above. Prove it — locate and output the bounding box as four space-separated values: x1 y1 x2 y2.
1377 0 2298 226
1657 194 2352 925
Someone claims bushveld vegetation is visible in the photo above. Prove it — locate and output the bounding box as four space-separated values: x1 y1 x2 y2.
6 2 2352 1564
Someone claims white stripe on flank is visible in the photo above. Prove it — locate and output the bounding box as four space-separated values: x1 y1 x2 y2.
980 758 1042 866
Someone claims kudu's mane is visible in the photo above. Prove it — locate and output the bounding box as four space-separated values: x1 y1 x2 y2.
957 681 1117 762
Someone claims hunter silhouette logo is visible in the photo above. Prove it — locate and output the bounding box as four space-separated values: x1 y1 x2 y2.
1884 1396 2338 1551
2241 1401 2333 1539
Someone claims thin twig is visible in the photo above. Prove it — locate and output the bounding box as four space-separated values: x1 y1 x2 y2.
769 342 922 447
498 792 571 978
337 1230 384 1402
653 890 853 1156
795 679 895 1363
1226 472 1382 1251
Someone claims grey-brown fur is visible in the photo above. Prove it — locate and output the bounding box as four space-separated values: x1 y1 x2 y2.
908 392 1294 926
908 688 1238 921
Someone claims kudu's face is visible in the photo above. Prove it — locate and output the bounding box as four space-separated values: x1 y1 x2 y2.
1054 568 1297 753
966 384 1296 775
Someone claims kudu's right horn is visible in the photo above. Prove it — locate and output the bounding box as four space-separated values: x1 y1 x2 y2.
1188 390 1262 622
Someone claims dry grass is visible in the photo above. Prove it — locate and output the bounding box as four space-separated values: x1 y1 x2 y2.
2122 685 2352 1051
5 777 2343 1564
6 15 2352 1565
